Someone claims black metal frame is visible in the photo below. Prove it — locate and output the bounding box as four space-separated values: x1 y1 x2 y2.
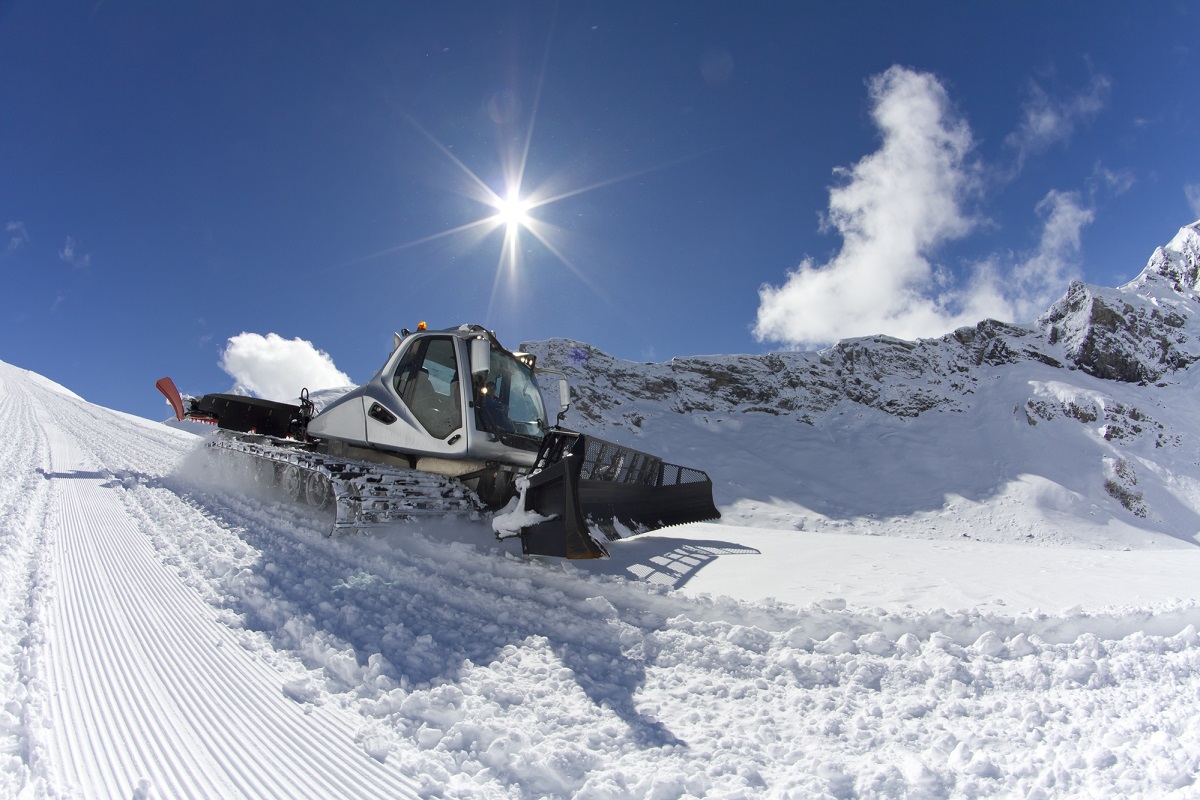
189 393 309 439
519 431 721 558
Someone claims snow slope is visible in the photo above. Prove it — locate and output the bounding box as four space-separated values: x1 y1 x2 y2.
0 361 422 799
522 222 1200 555
4 354 1200 797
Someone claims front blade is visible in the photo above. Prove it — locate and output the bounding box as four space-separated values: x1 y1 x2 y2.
518 432 720 559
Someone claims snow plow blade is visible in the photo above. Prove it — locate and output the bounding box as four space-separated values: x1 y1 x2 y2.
518 432 720 559
155 377 186 421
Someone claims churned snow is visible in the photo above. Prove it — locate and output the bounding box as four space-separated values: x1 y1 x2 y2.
3 328 1200 798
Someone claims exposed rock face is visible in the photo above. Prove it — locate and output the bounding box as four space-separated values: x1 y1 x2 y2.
1145 223 1200 293
528 319 1056 429
523 222 1200 435
1040 222 1200 384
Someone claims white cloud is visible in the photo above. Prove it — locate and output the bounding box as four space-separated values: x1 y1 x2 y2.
5 221 29 254
754 66 1093 349
997 189 1093 322
1006 73 1110 168
219 333 353 402
59 236 91 268
1091 164 1134 197
754 66 988 346
1186 183 1200 220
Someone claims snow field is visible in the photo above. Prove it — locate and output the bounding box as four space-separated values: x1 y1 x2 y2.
150 459 1200 797
4 357 1200 797
598 524 1200 615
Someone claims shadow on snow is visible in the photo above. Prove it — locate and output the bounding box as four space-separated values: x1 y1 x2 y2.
164 468 695 750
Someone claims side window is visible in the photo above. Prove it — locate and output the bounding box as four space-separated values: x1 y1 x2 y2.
391 337 462 439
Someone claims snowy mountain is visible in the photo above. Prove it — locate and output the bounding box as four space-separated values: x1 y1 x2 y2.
535 222 1200 421
1044 222 1200 383
523 221 1200 550
5 225 1200 799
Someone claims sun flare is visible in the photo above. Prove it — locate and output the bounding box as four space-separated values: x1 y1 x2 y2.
493 192 533 232
343 16 715 321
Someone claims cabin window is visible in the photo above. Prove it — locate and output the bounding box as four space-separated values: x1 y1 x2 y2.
392 337 462 439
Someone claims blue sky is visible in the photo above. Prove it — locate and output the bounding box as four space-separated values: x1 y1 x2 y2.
2 2 1198 420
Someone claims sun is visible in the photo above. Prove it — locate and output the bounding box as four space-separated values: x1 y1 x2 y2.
345 112 682 315
492 191 533 233
344 20 711 311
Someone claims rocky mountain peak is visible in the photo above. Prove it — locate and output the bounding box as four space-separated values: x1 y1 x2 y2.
525 222 1200 435
1137 219 1200 294
1039 221 1200 384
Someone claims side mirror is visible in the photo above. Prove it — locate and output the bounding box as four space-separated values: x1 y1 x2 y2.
557 378 570 425
470 336 491 379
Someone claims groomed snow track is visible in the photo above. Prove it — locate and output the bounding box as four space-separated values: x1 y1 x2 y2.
0 362 422 799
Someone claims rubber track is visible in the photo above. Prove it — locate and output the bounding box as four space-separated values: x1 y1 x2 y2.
207 431 483 531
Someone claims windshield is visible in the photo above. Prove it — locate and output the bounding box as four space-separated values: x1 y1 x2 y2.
477 347 549 446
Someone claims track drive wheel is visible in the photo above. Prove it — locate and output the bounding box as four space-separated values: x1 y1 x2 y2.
304 471 332 509
280 464 304 502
